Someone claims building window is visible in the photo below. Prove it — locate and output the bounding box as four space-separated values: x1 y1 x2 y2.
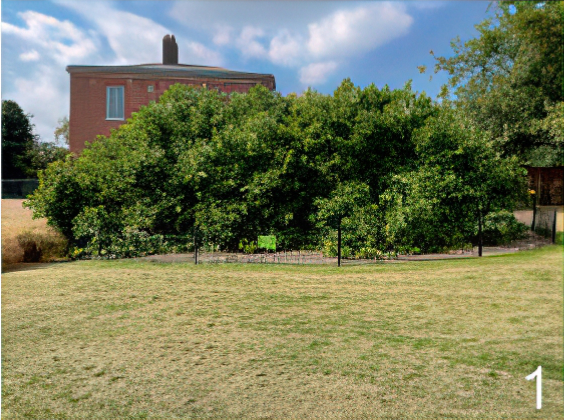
106 86 124 120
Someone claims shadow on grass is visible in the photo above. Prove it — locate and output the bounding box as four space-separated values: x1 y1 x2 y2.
2 260 71 274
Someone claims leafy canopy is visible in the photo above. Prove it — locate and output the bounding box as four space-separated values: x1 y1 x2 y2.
25 81 526 257
2 100 37 179
2 100 69 180
432 1 563 165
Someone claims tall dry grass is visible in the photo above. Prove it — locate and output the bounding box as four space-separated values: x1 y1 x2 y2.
1 199 67 268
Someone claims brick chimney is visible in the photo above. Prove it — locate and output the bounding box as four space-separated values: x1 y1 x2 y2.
163 34 178 65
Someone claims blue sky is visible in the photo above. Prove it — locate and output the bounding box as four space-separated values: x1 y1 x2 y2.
2 1 491 143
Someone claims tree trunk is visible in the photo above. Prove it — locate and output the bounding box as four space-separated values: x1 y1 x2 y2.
337 223 342 267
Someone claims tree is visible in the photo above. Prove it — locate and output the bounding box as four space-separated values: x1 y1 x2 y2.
54 116 69 146
432 1 564 165
26 80 526 259
384 107 527 254
28 142 69 175
2 100 37 179
314 181 371 265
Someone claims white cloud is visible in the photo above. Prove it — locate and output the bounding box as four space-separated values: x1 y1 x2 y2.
169 1 344 33
213 26 232 46
58 1 223 66
2 11 97 65
169 1 413 86
1 3 224 144
19 49 40 62
236 26 267 59
307 3 413 59
1 1 419 142
2 11 98 141
7 64 70 143
268 31 303 67
299 61 338 85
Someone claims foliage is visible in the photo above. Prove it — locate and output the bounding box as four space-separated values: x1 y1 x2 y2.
432 1 564 165
314 181 371 229
382 107 527 252
2 100 37 179
238 239 258 254
2 100 69 180
54 116 69 146
27 142 69 176
479 210 528 246
26 81 526 258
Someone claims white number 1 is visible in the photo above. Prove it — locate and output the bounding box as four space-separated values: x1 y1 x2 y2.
525 366 542 410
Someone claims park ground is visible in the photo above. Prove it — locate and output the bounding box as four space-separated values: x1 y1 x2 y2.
2 248 563 418
2 199 563 418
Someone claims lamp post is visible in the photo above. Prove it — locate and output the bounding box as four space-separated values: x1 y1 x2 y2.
193 224 198 265
337 221 342 267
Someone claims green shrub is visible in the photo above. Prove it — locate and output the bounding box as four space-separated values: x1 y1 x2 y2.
320 238 351 259
341 246 352 259
396 246 421 255
238 239 258 254
321 237 337 257
480 210 528 245
356 247 381 259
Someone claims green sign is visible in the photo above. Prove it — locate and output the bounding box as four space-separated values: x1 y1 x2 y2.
258 235 276 251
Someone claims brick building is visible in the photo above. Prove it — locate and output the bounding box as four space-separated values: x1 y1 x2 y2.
67 35 276 153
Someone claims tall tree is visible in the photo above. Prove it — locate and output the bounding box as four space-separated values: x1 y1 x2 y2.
2 100 37 179
384 106 527 254
54 116 69 146
432 1 564 165
314 181 371 265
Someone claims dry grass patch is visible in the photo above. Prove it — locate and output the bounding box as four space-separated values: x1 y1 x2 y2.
2 246 563 418
1 199 67 269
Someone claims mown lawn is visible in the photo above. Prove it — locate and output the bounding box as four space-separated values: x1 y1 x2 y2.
2 246 563 419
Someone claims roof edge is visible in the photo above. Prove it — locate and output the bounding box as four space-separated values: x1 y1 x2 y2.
66 63 275 78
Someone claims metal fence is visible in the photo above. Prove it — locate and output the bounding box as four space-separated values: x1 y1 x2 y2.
185 250 393 266
515 207 563 243
532 207 562 243
1 179 39 199
229 250 334 265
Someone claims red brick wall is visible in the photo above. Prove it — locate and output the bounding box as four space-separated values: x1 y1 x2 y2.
69 75 274 153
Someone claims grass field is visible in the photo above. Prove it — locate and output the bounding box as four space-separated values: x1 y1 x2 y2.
2 246 562 419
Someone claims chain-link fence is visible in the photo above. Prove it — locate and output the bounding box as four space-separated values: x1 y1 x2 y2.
1 179 39 199
533 207 563 243
517 207 564 244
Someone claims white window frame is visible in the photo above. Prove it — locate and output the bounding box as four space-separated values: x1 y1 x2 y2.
106 86 125 120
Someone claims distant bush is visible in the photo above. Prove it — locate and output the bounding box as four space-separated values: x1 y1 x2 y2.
238 239 258 254
16 230 67 263
480 210 528 245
